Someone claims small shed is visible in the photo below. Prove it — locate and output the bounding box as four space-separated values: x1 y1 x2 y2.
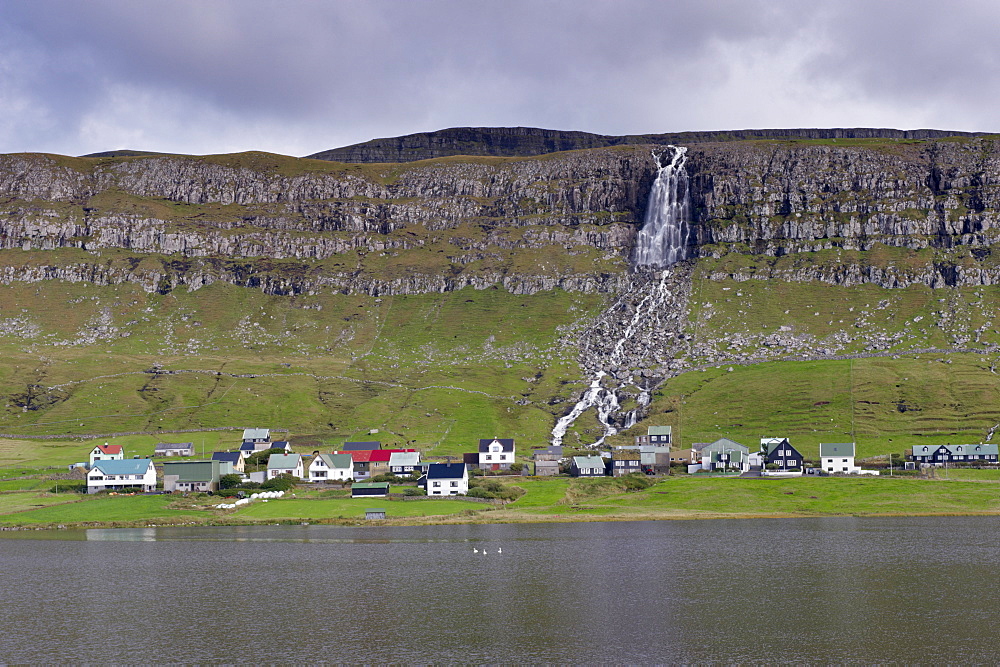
535 459 560 476
352 482 390 498
365 508 387 520
154 442 194 457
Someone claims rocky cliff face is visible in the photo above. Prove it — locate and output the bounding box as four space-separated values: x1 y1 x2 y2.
689 138 1000 252
0 148 654 295
4 135 1000 299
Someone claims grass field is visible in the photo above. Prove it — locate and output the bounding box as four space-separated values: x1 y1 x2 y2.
4 473 999 529
498 475 1000 519
230 497 490 521
0 494 206 525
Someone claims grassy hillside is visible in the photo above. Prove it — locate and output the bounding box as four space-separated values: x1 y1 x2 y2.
613 257 1000 457
637 354 1000 459
0 278 602 459
3 262 1000 466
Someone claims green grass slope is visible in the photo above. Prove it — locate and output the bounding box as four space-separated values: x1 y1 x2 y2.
0 278 602 458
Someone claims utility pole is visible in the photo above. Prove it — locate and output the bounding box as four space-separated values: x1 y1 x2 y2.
850 358 855 441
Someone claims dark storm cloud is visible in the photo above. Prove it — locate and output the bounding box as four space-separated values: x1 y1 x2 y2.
0 0 996 156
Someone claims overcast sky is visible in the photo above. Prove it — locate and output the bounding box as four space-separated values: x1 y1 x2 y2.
1 0 997 157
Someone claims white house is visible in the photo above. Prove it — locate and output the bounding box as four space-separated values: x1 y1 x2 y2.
389 451 421 476
89 443 124 466
425 462 468 496
820 443 860 474
87 459 156 494
308 453 354 482
267 453 304 480
478 438 515 471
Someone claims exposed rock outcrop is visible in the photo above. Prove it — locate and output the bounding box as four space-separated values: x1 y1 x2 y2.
688 138 1000 257
5 134 1000 299
0 148 654 293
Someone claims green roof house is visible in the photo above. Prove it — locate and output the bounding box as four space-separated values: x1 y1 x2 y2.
571 455 607 477
267 453 304 480
701 438 750 472
308 453 354 482
352 482 390 498
635 425 672 447
819 443 859 474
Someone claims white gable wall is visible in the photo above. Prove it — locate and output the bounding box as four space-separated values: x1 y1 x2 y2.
822 455 860 474
87 461 157 494
428 471 468 496
308 457 352 482
89 446 124 465
479 440 514 470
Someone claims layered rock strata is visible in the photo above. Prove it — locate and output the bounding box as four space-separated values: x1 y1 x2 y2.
0 148 654 294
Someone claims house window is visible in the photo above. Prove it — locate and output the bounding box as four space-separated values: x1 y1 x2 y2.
842 467 848 471
432 481 441 487
450 481 458 487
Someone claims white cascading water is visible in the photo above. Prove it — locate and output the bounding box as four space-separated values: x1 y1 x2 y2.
632 146 689 267
551 146 690 447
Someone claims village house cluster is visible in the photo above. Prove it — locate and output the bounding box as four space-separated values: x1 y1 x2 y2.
78 426 999 495
81 432 520 496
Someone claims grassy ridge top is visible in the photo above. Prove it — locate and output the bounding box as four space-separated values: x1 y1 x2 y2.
306 126 991 163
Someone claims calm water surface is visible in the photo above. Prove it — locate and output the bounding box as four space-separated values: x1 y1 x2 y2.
2 516 1000 663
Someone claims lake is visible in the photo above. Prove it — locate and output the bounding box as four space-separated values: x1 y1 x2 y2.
2 516 999 663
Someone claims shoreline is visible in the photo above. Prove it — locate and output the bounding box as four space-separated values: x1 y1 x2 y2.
5 507 1000 534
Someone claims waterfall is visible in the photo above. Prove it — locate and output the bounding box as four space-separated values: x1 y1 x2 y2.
631 146 690 268
551 147 691 448
550 271 675 447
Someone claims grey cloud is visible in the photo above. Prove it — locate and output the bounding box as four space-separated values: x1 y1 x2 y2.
0 0 995 156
